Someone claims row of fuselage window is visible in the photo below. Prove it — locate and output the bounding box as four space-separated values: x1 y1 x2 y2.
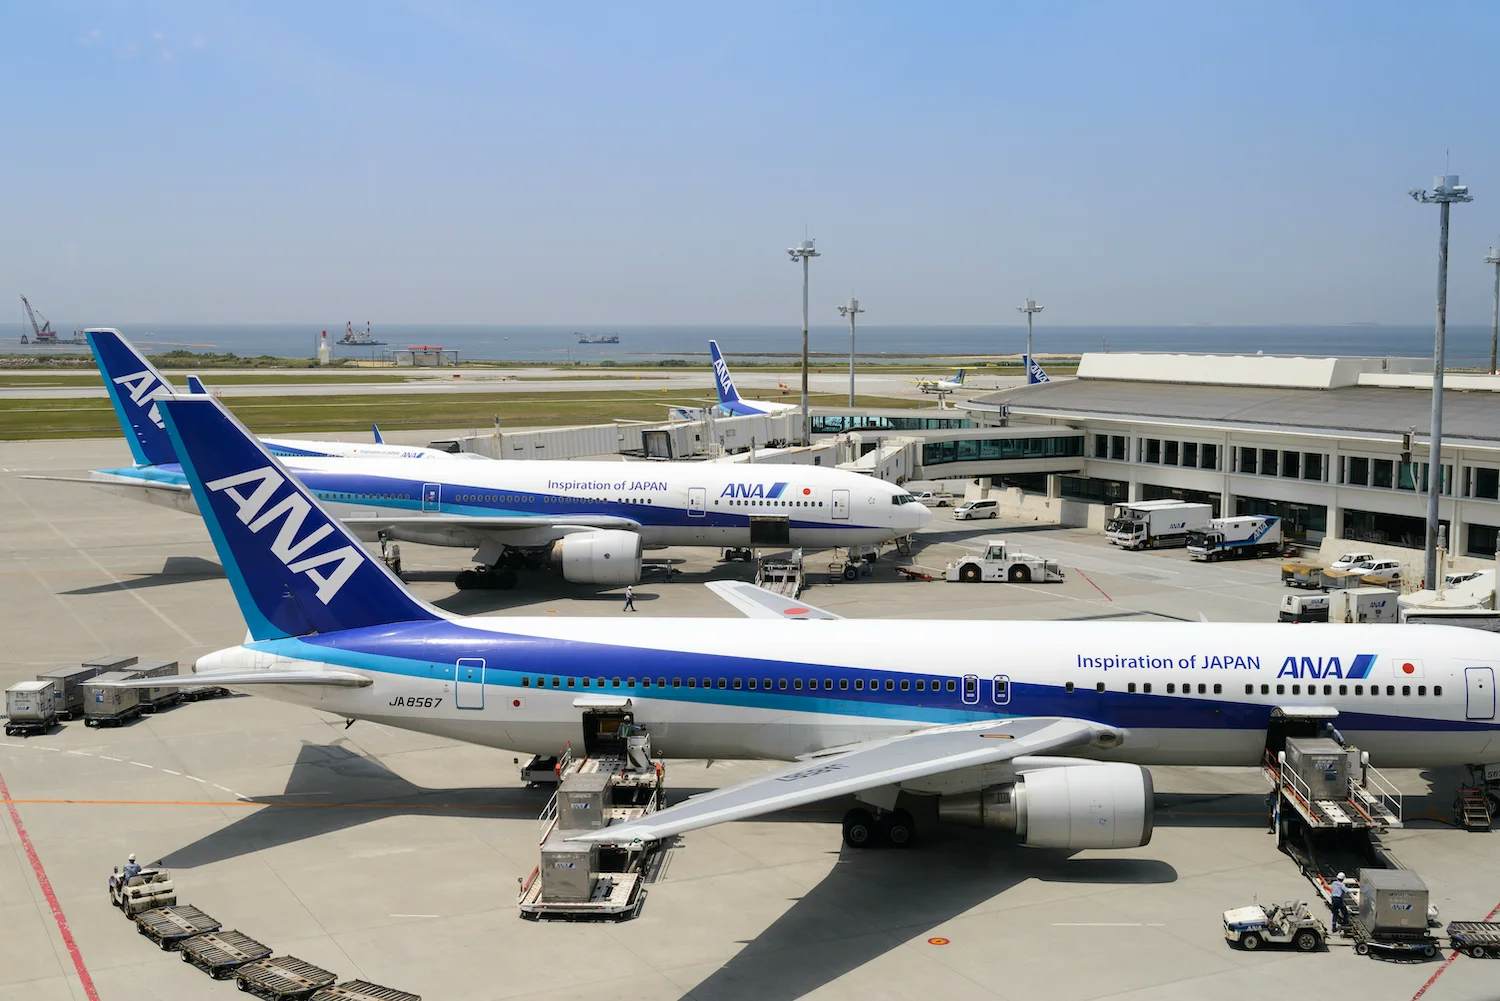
521 674 959 694
517 674 1444 701
1064 680 1443 698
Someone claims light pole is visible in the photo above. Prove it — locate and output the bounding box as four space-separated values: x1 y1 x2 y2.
1410 174 1473 588
1486 244 1500 375
1017 298 1044 380
837 297 864 407
788 239 820 443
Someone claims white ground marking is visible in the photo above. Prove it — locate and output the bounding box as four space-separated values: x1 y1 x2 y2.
0 740 249 799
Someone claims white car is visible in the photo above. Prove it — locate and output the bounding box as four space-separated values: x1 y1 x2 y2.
952 500 999 521
912 491 950 507
1329 552 1376 571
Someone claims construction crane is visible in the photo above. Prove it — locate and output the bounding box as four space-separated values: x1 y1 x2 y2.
20 295 57 344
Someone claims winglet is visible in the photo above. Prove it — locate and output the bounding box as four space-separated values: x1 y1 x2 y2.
185 374 208 394
158 394 439 640
86 328 177 466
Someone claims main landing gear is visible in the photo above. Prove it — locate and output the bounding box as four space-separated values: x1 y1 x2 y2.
841 807 916 849
455 567 519 590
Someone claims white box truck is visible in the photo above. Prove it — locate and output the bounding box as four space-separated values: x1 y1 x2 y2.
1187 515 1283 561
1280 593 1331 623
1329 587 1399 624
1105 501 1212 550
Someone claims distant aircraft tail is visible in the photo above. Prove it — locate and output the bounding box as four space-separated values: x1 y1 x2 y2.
952 369 966 385
708 340 743 405
371 424 385 444
158 394 439 640
185 374 208 394
86 328 178 466
1026 357 1051 384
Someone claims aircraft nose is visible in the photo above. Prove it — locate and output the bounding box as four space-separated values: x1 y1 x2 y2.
910 499 934 532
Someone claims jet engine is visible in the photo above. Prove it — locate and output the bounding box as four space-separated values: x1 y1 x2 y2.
936 763 1154 849
548 530 642 585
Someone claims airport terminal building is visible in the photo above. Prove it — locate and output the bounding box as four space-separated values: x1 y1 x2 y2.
958 353 1500 560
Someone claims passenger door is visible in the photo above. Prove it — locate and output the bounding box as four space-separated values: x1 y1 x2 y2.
421 482 441 513
832 489 850 520
455 658 485 710
688 487 706 518
1466 667 1495 720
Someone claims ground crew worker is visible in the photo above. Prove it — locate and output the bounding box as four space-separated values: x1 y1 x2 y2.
623 585 636 612
1330 871 1349 932
122 853 142 881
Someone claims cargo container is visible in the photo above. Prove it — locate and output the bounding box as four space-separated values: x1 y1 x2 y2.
1284 738 1354 801
1329 587 1399 624
1357 868 1430 934
538 833 598 902
133 660 181 711
84 671 144 727
5 680 58 736
36 664 108 719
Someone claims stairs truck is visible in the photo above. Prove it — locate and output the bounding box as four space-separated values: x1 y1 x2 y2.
946 540 1065 583
1105 501 1212 550
1187 515 1283 561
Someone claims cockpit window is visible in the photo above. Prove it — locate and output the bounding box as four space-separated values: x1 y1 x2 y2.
892 494 920 505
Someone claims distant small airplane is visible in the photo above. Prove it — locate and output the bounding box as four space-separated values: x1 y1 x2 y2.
916 368 966 395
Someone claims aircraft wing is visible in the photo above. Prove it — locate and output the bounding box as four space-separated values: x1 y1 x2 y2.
567 716 1110 844
93 669 373 689
705 580 841 620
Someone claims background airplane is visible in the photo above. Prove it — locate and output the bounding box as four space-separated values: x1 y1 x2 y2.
107 392 1498 862
70 331 928 588
916 368 966 394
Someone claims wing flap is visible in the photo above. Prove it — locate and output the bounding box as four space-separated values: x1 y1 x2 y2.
568 716 1111 843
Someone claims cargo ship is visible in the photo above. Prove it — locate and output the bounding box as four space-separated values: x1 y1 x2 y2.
576 333 620 344
339 321 387 346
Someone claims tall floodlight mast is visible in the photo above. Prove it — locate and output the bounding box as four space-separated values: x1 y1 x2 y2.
1485 243 1500 375
787 239 820 444
1409 174 1473 588
837 297 865 407
1017 298 1044 379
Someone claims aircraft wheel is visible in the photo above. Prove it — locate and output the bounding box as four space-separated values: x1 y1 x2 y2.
842 808 878 849
843 565 859 581
959 564 981 583
880 809 916 849
455 569 480 589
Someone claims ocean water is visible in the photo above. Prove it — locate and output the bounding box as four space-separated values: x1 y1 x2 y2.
3 322 1494 368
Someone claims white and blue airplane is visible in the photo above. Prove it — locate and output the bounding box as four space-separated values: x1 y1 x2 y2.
916 368 966 395
111 393 1498 853
669 340 800 420
1026 356 1051 384
70 330 927 589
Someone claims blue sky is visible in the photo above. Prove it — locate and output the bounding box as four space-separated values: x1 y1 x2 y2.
5 2 1500 326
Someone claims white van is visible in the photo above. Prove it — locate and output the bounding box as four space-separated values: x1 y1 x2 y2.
953 499 999 521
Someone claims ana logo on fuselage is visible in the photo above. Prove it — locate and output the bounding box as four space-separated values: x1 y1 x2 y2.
204 465 365 604
721 481 788 500
1277 653 1376 679
113 370 165 429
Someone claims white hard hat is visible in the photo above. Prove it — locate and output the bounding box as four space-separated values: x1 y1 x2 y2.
1336 871 1345 880
128 854 137 862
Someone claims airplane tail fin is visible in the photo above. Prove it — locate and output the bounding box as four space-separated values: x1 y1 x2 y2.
953 368 966 385
371 424 385 445
708 340 742 404
1026 357 1051 384
158 394 439 640
86 328 178 466
185 374 208 394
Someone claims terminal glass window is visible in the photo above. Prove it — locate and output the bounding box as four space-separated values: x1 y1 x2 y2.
1182 442 1198 468
1201 443 1218 470
1094 434 1109 458
1059 476 1128 505
1238 447 1257 474
1164 441 1179 466
1471 466 1500 500
1371 459 1394 489
1111 435 1127 460
1144 439 1161 464
1344 508 1446 549
1303 453 1323 481
1235 496 1327 542
1346 456 1369 487
1260 449 1278 476
1398 461 1419 491
1467 523 1499 558
1281 451 1300 479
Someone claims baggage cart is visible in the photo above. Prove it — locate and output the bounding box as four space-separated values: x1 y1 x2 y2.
1445 921 1500 959
179 929 272 979
1346 915 1439 958
84 671 144 727
1347 868 1439 959
179 685 231 703
36 663 108 720
134 659 182 712
235 955 338 999
5 680 58 736
310 981 422 1001
134 904 220 949
1281 561 1326 589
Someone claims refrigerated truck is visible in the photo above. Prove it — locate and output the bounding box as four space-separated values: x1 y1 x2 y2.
1187 515 1282 561
1105 501 1212 550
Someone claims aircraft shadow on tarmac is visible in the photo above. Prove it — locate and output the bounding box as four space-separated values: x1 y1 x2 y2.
676 824 1177 1001
63 555 225 595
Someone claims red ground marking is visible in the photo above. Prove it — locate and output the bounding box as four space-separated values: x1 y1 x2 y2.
1409 898 1500 1001
927 936 951 946
1076 567 1112 601
0 767 101 1001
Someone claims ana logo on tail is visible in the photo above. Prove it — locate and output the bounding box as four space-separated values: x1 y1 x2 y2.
112 370 167 429
1026 357 1051 384
205 465 365 604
